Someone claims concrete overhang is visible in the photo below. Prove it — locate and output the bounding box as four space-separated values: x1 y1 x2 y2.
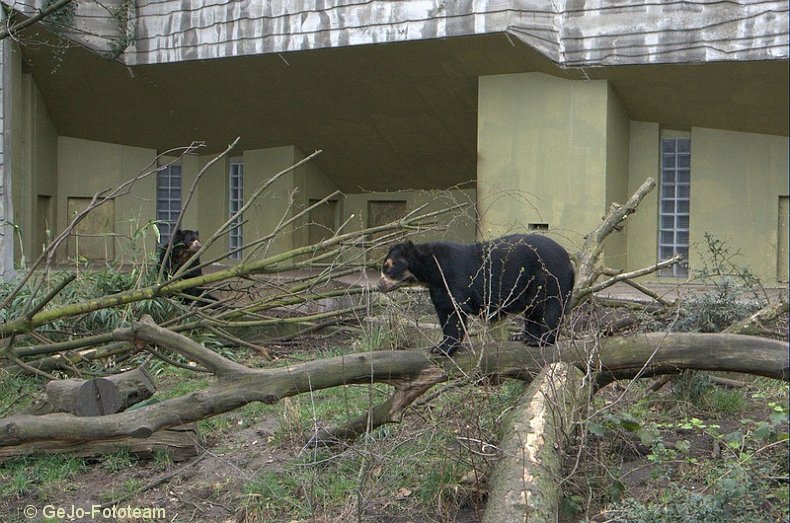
8 1 789 192
14 0 789 67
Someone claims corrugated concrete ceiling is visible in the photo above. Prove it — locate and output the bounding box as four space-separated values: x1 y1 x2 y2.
16 0 789 67
18 31 789 192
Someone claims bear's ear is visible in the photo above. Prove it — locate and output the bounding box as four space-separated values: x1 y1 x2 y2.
400 240 415 255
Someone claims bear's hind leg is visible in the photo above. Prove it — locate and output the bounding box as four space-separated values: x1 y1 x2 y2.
431 309 467 356
520 298 564 346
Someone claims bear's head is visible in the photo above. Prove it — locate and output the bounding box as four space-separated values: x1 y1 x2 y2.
378 241 419 292
172 230 202 252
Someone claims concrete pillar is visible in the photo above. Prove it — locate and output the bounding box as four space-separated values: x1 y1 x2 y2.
476 72 630 270
0 25 15 280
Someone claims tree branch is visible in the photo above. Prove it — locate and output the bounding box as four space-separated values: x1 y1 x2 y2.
1 322 785 447
0 0 75 41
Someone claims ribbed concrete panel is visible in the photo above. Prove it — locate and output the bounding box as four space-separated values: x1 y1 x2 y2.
10 0 788 66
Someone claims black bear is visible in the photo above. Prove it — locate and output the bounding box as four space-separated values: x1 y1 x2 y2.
378 234 575 356
158 229 217 302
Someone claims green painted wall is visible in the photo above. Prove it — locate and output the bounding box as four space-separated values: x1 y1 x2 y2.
689 127 789 283
625 122 660 274
343 189 477 240
11 65 59 263
235 146 338 262
57 137 157 263
477 72 609 249
243 146 300 260
604 85 631 270
293 149 340 249
175 153 201 231
341 188 477 265
46 143 334 267
9 50 30 263
613 124 788 284
193 152 229 264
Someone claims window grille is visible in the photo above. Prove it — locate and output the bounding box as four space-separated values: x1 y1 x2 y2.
156 163 182 246
229 158 243 259
658 138 690 277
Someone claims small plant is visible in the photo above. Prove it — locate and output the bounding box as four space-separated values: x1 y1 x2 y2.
152 449 174 468
100 448 137 472
706 387 747 414
677 233 767 333
672 371 713 404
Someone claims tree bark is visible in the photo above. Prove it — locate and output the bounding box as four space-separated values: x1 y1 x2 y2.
0 424 200 462
483 363 587 523
0 318 785 448
45 367 156 416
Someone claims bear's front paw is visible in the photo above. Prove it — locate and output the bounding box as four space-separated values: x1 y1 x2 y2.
515 332 555 347
430 344 458 357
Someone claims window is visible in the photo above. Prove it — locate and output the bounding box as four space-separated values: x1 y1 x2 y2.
156 163 182 246
228 158 243 259
658 138 690 277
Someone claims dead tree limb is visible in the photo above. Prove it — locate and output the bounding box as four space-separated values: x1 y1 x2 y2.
482 363 587 523
1 316 785 448
0 205 459 338
0 424 200 463
306 366 446 446
723 299 789 335
0 0 76 41
572 177 667 306
613 298 789 389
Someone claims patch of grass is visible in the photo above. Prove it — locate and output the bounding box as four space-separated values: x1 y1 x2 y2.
705 386 747 414
0 454 88 499
1 460 38 499
353 322 396 352
240 378 520 521
271 383 391 446
241 454 360 521
100 448 137 472
0 371 41 415
564 375 789 522
154 373 213 399
122 478 144 496
152 448 174 468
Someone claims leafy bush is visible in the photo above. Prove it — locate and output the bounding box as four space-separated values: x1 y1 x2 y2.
675 233 768 333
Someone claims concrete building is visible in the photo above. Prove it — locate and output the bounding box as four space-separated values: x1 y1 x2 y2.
0 1 787 283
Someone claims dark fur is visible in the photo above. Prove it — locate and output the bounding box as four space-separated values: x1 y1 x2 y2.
158 229 217 303
378 234 574 356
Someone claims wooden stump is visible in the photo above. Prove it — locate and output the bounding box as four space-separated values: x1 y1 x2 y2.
46 367 156 416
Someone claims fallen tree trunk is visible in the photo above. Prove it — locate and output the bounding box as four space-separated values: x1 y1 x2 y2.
0 423 200 462
0 316 786 447
482 363 587 523
45 367 156 416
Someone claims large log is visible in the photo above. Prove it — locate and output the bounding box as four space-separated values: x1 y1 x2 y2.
0 423 199 462
0 323 786 448
483 363 586 523
45 367 156 416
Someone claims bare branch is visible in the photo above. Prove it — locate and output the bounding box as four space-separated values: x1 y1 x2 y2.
0 0 75 41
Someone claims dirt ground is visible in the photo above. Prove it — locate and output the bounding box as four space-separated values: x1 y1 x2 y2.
2 304 788 523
